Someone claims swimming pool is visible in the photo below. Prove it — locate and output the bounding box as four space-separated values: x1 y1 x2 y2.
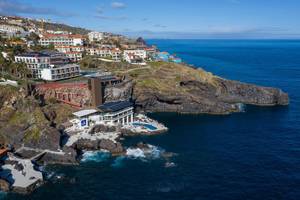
132 123 158 131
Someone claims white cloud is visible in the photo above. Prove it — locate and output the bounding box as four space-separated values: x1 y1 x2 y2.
0 0 74 17
111 2 126 9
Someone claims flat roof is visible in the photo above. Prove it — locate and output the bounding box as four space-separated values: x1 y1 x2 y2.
73 109 98 118
16 52 49 57
98 101 133 112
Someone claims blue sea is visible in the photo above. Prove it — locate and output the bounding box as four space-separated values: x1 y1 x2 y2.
3 40 300 200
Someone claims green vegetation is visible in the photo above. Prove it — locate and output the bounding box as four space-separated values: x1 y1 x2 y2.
31 21 90 35
8 111 29 126
24 126 41 142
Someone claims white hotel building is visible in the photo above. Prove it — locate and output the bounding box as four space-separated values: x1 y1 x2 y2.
88 31 104 42
123 50 147 63
72 101 134 129
15 51 80 81
55 45 84 62
41 64 80 81
0 24 28 38
14 52 51 79
39 34 85 46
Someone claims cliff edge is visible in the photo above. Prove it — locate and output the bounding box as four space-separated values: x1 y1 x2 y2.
96 61 289 114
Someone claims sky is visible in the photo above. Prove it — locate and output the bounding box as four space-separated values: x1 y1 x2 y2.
0 0 300 39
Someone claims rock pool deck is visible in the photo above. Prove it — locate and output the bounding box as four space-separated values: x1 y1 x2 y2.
65 126 121 147
0 155 43 193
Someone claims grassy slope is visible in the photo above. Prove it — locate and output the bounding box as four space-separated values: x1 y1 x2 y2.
94 60 217 95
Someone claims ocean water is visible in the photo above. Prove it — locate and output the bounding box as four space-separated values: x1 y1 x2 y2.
4 40 300 200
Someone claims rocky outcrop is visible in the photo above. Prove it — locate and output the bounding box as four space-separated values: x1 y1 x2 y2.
23 127 61 151
133 69 289 114
0 86 72 152
104 80 133 102
74 139 124 155
99 139 124 154
0 179 10 192
89 124 117 134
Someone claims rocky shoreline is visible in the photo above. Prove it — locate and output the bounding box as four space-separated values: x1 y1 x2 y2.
134 76 289 115
0 61 289 194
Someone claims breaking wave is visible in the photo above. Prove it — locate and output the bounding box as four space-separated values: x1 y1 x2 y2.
126 148 146 159
81 151 111 163
237 103 246 112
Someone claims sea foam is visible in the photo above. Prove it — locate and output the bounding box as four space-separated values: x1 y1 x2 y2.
81 151 111 163
126 144 164 160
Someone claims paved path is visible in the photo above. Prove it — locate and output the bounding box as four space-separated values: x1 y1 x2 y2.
115 66 151 74
15 146 65 161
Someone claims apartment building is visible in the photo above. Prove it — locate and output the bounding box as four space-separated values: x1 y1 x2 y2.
41 64 80 81
15 51 80 81
0 24 28 38
55 45 84 62
14 52 51 78
39 33 85 46
64 52 83 62
55 45 84 53
88 31 104 42
123 49 147 64
123 49 147 60
86 47 111 57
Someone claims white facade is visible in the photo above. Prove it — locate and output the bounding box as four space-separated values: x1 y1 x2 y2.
0 24 24 33
88 31 104 42
14 54 51 78
55 45 84 53
0 24 28 37
86 47 111 57
41 64 80 81
65 52 83 62
39 34 84 46
100 107 134 126
124 50 147 60
73 105 134 129
110 49 122 60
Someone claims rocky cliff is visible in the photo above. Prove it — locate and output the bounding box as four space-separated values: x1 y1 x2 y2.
0 61 289 155
98 61 288 114
0 86 75 149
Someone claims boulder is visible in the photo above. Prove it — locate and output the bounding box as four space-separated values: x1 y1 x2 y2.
14 163 24 171
99 139 124 154
89 125 117 134
24 127 61 151
0 179 10 192
74 139 99 151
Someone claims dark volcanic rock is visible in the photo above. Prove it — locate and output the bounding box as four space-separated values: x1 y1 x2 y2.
134 77 289 114
89 125 117 134
214 78 289 106
99 139 124 154
74 139 124 154
24 127 61 151
74 139 99 151
14 163 24 171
